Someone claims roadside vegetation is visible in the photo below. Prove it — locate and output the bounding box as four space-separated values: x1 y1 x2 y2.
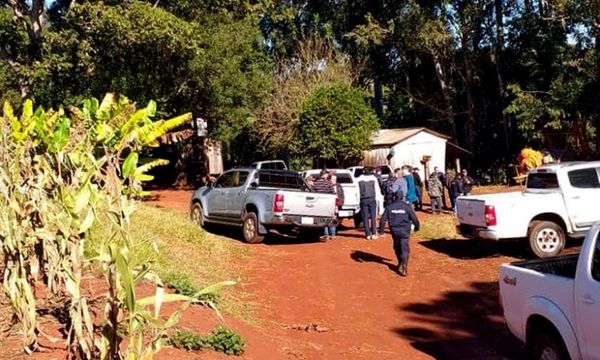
167 326 246 356
87 205 250 317
417 213 461 241
0 95 237 359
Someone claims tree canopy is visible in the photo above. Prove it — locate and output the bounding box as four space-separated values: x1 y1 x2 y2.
296 82 379 165
1 0 600 180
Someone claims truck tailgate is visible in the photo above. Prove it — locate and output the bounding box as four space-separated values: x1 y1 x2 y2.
457 198 487 227
339 183 359 208
283 191 336 218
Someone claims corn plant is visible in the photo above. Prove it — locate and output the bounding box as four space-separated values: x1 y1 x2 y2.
0 94 232 360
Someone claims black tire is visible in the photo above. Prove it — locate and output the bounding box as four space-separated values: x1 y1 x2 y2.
528 221 566 258
529 330 570 360
242 212 264 244
190 202 205 228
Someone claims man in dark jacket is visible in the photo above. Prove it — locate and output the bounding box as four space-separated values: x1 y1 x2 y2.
412 168 423 211
358 167 380 240
379 190 420 276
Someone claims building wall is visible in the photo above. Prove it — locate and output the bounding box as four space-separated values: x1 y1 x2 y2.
362 131 447 174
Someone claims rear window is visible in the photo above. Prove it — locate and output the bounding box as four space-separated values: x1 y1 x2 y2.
526 173 559 189
258 172 303 189
568 168 600 188
335 173 353 184
262 162 286 170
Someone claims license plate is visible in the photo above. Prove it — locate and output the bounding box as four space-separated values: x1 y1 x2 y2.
338 210 353 217
301 217 314 225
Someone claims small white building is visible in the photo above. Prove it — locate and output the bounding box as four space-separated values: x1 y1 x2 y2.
362 127 470 176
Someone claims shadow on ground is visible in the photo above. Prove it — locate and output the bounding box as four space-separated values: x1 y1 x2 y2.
395 281 525 360
419 237 583 260
350 250 400 274
202 224 331 245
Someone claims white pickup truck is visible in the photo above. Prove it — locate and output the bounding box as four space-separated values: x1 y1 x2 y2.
457 161 600 257
499 222 600 360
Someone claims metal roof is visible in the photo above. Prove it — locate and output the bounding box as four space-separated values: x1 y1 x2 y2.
371 127 451 147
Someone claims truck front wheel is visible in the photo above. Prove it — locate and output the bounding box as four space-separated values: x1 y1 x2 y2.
528 221 565 258
529 330 569 360
242 212 265 244
191 203 205 228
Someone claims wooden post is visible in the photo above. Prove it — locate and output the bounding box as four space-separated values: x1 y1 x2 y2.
422 155 432 179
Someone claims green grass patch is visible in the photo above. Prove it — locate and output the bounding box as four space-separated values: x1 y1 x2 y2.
167 326 246 356
86 204 251 320
417 213 461 241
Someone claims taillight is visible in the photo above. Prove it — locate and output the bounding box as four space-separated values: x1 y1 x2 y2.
485 205 497 226
273 193 284 213
335 197 341 207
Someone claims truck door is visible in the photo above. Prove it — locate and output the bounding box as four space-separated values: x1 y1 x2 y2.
226 170 250 218
564 168 600 230
575 230 600 360
207 171 236 217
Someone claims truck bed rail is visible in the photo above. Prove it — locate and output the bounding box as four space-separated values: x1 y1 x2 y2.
511 254 579 278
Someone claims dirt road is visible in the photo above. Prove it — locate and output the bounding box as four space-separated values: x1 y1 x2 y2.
150 190 530 360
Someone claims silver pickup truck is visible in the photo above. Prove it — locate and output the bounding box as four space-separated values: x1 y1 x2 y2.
190 168 337 243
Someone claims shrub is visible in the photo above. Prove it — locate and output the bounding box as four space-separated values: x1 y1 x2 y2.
164 272 222 304
295 82 379 165
168 326 246 356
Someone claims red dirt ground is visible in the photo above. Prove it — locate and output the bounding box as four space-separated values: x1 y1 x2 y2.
4 185 569 359
146 187 540 360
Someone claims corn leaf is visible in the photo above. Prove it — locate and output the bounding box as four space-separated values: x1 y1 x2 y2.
195 280 236 296
122 152 139 178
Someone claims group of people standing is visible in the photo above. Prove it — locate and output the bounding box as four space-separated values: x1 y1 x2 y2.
426 167 474 213
309 165 473 277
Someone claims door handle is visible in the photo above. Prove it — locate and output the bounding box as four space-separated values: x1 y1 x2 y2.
581 293 596 305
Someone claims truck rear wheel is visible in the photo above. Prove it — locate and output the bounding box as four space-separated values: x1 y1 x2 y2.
242 212 264 244
529 330 569 360
528 221 565 258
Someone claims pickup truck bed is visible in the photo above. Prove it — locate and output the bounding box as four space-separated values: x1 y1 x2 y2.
510 254 578 279
500 224 600 360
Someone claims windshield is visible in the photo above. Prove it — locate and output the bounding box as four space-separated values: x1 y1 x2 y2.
526 173 559 189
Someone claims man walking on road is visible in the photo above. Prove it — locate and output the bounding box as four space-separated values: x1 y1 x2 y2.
358 167 380 240
379 190 420 276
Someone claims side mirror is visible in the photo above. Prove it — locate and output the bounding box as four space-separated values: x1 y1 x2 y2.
250 181 259 188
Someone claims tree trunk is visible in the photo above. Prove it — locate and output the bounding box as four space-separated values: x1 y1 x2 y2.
373 78 384 118
431 52 457 139
524 0 532 15
463 56 476 151
494 0 511 157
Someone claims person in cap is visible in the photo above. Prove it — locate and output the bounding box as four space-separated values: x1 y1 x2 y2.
379 190 420 276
